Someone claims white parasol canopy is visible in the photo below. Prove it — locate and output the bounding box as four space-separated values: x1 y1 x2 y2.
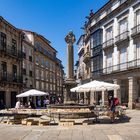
70 80 120 92
16 89 49 98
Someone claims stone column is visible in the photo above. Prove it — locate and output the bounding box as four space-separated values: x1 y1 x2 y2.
128 77 137 109
90 91 95 105
65 31 76 80
6 90 11 108
102 90 105 106
113 79 121 104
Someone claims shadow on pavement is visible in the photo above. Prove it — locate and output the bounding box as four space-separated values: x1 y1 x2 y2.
92 115 131 124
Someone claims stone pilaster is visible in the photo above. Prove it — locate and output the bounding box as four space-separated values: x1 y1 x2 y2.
128 77 137 109
113 79 121 104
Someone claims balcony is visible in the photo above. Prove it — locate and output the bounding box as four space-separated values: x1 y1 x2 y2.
83 52 90 63
131 24 140 38
0 73 23 84
102 39 114 49
0 45 22 59
102 58 140 75
115 31 129 45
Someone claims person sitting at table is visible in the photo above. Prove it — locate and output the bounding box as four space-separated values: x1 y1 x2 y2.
15 99 21 109
37 98 41 108
28 99 35 109
43 97 49 108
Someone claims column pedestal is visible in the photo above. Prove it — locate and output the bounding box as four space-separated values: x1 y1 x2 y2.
64 79 77 104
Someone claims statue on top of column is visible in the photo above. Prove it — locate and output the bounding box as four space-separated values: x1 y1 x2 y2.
65 31 76 45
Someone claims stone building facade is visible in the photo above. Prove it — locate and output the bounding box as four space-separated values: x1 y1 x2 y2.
22 30 64 104
75 35 91 104
0 17 64 108
0 16 23 108
76 0 140 109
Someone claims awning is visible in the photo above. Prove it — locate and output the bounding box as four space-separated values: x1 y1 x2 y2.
16 89 49 98
70 80 120 92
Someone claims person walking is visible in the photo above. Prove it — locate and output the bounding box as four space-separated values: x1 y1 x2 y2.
108 95 116 123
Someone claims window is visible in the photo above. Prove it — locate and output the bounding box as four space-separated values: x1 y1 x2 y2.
53 84 55 91
120 0 127 4
36 69 39 79
22 61 26 69
13 65 17 82
36 81 39 89
29 56 32 62
107 52 112 73
41 70 44 80
22 45 26 58
29 80 33 88
93 56 100 71
137 42 140 65
46 83 48 90
91 29 103 48
29 49 32 56
1 32 6 51
36 56 39 65
46 71 49 81
29 64 33 77
50 84 52 91
41 58 44 67
119 18 128 34
106 27 113 41
1 62 7 80
46 60 49 68
50 74 52 82
137 42 140 59
11 39 17 56
120 47 127 70
136 10 140 25
41 82 44 90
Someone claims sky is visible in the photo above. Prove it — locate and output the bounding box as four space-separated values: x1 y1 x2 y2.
0 0 108 73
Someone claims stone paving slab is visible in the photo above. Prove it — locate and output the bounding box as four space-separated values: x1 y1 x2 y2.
0 110 139 140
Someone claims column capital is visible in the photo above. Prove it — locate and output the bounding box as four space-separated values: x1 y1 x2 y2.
113 79 121 84
128 76 136 80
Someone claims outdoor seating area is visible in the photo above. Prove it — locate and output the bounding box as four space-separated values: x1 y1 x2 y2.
0 104 127 126
0 80 128 126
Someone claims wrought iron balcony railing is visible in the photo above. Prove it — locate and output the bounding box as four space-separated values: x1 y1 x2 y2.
92 58 140 75
115 31 129 43
103 38 114 49
0 45 22 59
0 73 23 84
131 24 140 37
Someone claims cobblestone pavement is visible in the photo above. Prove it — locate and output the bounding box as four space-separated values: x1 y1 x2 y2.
0 110 139 140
